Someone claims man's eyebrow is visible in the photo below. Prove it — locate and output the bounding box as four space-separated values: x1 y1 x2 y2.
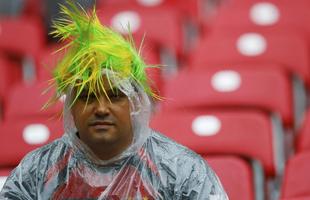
78 87 123 97
106 87 121 93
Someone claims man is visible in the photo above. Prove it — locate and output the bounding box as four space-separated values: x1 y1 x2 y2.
0 2 228 199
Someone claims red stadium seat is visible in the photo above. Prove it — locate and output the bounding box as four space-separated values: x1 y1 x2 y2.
97 4 183 54
190 30 310 87
0 17 45 57
4 81 63 121
218 0 309 7
211 0 310 40
207 155 263 200
99 0 178 7
296 109 310 153
162 66 293 126
99 0 201 21
0 55 21 105
151 109 285 176
282 198 310 200
280 152 310 199
0 118 63 167
98 0 209 52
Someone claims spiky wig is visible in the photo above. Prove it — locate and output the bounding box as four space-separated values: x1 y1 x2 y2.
45 1 158 108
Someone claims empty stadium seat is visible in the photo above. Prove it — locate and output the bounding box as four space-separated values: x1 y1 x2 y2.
207 155 264 200
0 55 21 105
0 17 46 83
296 109 310 153
212 0 310 39
219 0 309 8
282 198 310 200
190 31 310 87
97 4 183 54
162 66 293 126
280 151 310 199
4 81 63 121
98 0 209 54
99 0 202 21
0 17 45 57
99 0 178 7
0 118 63 167
151 109 285 177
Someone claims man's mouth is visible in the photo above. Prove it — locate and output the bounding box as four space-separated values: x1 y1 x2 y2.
89 120 115 130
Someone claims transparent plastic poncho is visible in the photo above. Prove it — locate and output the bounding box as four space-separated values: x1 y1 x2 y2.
0 73 228 199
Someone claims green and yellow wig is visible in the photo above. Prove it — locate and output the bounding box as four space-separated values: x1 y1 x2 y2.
45 1 159 108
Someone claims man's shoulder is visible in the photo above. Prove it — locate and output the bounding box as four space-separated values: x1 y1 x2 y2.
149 131 206 167
149 131 228 199
19 136 67 166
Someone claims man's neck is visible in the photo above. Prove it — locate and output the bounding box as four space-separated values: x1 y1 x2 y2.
76 132 133 161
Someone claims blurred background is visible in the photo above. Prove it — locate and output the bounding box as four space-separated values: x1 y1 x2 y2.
0 0 310 199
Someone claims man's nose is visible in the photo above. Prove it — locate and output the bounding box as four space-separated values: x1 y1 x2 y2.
93 95 111 115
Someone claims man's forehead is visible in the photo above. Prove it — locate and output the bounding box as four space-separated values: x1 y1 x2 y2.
74 85 120 94
74 74 119 91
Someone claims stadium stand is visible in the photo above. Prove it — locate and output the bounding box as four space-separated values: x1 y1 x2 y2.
188 30 308 129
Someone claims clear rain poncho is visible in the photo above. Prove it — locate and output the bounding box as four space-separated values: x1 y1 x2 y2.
0 76 228 199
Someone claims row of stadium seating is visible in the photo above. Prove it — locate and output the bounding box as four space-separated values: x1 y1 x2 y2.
151 0 310 199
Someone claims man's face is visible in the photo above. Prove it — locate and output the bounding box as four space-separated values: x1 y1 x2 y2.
70 76 133 160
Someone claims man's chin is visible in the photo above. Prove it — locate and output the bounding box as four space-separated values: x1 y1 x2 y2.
88 129 119 144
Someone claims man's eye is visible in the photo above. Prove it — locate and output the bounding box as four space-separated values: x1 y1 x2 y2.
109 91 126 101
78 94 96 101
110 93 121 99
